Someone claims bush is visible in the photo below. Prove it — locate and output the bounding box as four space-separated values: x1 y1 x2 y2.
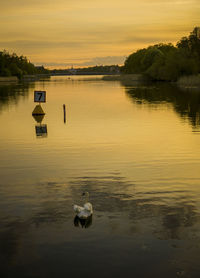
0 67 11 76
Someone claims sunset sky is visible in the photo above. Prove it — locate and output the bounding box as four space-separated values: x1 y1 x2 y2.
0 0 200 68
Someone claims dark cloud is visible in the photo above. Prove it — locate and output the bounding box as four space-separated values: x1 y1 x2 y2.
80 56 126 66
36 55 126 67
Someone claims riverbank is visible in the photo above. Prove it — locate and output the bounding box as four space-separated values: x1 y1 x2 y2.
177 74 200 88
102 74 150 86
102 74 200 88
22 74 50 81
0 74 51 83
0 76 18 82
102 74 145 81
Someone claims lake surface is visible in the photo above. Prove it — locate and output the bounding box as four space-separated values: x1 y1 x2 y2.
1 76 200 278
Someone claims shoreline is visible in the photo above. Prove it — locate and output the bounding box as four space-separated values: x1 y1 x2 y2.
102 74 200 88
1 73 200 88
0 76 18 82
0 74 51 83
102 74 146 82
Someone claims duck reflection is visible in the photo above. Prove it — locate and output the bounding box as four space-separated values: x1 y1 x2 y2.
74 215 93 229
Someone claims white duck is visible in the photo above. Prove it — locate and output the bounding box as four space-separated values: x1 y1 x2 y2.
73 192 93 219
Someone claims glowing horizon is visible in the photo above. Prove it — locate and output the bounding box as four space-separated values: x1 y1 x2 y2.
0 0 200 68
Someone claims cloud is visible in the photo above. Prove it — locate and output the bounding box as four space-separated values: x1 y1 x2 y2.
0 23 185 51
83 56 126 66
36 56 126 68
0 0 199 68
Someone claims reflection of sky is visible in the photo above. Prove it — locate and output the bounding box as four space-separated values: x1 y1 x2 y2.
0 77 200 186
1 77 200 276
0 0 199 67
1 176 200 277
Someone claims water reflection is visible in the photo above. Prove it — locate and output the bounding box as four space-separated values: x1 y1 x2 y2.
74 215 93 228
0 83 34 112
1 175 200 277
157 205 197 240
32 114 45 123
35 124 48 137
124 83 200 128
32 113 48 138
63 104 66 124
69 175 199 238
1 76 200 277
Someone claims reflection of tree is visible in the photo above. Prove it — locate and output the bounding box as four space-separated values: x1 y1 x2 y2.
0 83 34 113
124 83 200 128
0 219 29 277
154 205 198 240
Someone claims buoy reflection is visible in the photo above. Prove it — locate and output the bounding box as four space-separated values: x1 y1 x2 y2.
32 114 48 138
35 124 48 137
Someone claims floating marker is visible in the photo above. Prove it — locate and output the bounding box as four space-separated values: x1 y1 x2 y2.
32 104 45 115
32 90 46 115
32 90 47 137
63 104 66 123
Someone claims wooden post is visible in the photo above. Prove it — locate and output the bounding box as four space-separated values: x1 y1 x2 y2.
63 104 66 123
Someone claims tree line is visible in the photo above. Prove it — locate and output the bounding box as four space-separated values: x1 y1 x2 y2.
1 27 199 81
122 27 200 81
0 49 120 77
50 65 120 75
0 50 48 78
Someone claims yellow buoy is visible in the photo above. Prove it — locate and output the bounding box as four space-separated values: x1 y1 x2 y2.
32 104 45 115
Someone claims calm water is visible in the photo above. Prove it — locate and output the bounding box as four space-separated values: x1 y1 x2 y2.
1 76 200 278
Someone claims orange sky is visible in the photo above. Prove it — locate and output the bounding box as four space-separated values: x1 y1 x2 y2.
0 0 200 68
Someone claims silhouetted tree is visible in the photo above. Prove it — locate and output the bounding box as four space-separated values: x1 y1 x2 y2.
123 27 200 81
0 50 48 78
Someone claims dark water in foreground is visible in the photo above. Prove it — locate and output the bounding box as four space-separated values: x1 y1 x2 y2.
0 76 200 278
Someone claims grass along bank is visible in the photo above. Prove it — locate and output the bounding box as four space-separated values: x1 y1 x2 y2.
177 74 200 88
0 76 18 82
